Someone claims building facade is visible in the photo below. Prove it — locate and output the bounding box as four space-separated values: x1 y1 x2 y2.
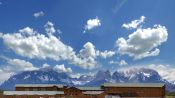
1 83 165 98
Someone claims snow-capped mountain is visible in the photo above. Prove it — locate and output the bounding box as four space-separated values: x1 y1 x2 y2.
0 68 73 90
112 68 163 83
71 74 94 85
85 70 112 86
0 67 175 92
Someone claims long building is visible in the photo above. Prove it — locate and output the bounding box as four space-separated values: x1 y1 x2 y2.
1 83 165 98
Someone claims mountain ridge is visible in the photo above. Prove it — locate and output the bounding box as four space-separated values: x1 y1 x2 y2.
1 67 175 92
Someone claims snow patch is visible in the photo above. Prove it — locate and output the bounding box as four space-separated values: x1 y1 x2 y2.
24 74 30 79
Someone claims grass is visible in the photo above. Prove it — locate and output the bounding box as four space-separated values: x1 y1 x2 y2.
166 92 175 98
0 90 3 95
166 96 174 98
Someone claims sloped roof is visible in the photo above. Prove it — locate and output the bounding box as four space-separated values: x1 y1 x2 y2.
3 91 64 95
102 83 165 87
76 87 103 91
15 84 65 88
66 86 81 90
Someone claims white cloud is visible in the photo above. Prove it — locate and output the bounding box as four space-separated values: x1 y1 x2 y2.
117 17 168 60
113 0 128 14
122 16 145 29
1 30 94 69
76 42 98 69
19 27 36 36
5 59 38 72
66 42 114 69
0 58 38 84
79 42 96 58
109 60 117 64
84 17 101 33
109 60 127 66
0 55 10 61
80 42 115 59
57 29 62 34
0 32 3 38
148 64 175 84
33 11 44 18
72 42 115 69
0 56 38 84
0 22 114 70
44 21 56 34
119 60 128 66
53 64 72 73
96 50 115 59
1 28 73 61
0 70 14 84
42 63 50 68
77 42 115 69
69 73 82 78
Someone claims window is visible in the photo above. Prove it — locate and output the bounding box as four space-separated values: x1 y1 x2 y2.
33 88 38 91
25 88 29 91
41 88 46 91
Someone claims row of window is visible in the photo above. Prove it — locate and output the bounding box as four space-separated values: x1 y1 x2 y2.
25 88 46 91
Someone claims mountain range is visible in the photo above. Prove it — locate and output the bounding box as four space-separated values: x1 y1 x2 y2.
0 67 175 92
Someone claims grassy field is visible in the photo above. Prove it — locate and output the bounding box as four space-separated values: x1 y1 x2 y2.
166 92 175 98
0 90 3 96
166 96 174 98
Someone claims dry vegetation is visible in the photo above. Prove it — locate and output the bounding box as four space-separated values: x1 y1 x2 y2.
166 92 175 98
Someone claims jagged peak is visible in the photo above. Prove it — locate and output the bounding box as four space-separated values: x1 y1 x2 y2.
0 67 175 92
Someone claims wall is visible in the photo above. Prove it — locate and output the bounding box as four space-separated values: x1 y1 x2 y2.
16 87 62 91
103 86 165 97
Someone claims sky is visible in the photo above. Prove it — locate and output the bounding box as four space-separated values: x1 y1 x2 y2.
0 0 175 84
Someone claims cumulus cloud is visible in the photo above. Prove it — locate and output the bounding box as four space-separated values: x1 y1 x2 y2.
0 58 38 84
0 55 40 81
69 73 82 78
1 28 73 61
0 70 13 84
76 42 98 69
42 63 50 68
33 11 44 18
122 16 145 29
1 29 94 69
19 27 36 35
96 50 115 59
72 42 115 69
5 59 38 72
116 16 168 60
79 42 96 58
80 42 115 59
109 60 128 66
0 22 114 69
84 17 101 33
44 21 56 34
117 60 128 66
78 42 115 68
149 64 175 84
53 64 72 73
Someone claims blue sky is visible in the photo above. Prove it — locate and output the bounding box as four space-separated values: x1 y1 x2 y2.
0 0 175 83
